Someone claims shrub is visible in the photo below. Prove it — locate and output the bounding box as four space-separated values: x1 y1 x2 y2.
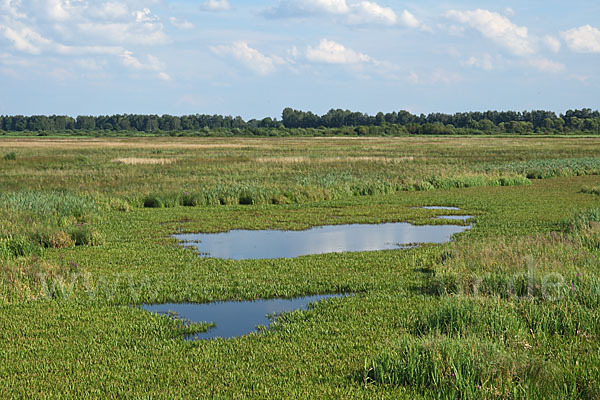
0 236 41 258
48 231 75 248
581 186 600 196
565 208 600 232
3 152 16 161
143 194 164 208
180 193 203 207
68 225 105 246
34 229 75 249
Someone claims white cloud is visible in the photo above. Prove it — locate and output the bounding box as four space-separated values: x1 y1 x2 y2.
1 0 27 19
169 17 194 30
121 50 163 71
306 39 371 64
157 71 171 81
135 8 159 23
46 0 73 21
464 53 493 71
347 2 396 25
0 1 173 82
76 21 168 46
305 0 349 14
399 10 420 28
210 41 283 75
203 0 231 12
265 0 413 27
54 44 123 56
119 50 170 80
561 25 600 53
0 25 50 54
528 57 565 73
543 35 561 53
1 1 168 47
503 8 515 17
90 2 130 20
446 9 535 56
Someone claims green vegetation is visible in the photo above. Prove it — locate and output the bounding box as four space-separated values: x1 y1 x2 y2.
482 157 600 179
0 191 107 259
1 108 599 136
582 186 600 196
1 137 600 398
2 151 16 160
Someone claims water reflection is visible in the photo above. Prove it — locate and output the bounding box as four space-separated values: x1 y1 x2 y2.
142 294 344 340
175 222 470 260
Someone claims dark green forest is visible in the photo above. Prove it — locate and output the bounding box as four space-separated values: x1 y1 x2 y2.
1 108 600 136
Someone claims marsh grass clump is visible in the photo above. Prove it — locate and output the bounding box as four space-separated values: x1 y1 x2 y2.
34 229 75 249
0 191 106 258
565 208 600 232
581 186 600 196
482 157 600 179
364 336 561 399
143 194 165 208
0 191 98 220
411 298 525 338
0 236 41 259
0 256 90 304
3 151 16 161
68 225 105 246
137 173 529 210
563 208 600 250
520 299 600 338
429 174 530 190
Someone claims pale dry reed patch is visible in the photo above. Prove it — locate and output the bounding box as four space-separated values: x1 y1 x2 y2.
0 139 274 150
111 157 176 165
254 156 415 164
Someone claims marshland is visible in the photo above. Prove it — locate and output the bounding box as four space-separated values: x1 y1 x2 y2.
1 136 600 398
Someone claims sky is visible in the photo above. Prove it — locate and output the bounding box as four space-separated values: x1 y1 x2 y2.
0 0 599 119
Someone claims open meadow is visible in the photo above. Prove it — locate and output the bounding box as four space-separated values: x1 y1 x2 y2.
1 136 600 398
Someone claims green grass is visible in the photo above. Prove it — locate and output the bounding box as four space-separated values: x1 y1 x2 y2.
582 186 600 195
2 151 16 161
0 137 600 398
481 157 600 179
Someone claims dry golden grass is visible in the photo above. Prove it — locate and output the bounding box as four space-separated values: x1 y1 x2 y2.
111 157 176 165
254 156 416 164
0 138 274 149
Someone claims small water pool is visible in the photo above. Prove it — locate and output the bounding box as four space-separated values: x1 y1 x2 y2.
175 222 471 260
142 294 344 340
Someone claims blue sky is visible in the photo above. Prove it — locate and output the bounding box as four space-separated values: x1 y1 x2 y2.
0 0 599 119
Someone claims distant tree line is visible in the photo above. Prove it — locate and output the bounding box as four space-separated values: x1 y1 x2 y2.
281 108 600 134
1 108 599 135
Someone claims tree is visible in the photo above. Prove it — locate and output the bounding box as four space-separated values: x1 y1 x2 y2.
76 116 96 130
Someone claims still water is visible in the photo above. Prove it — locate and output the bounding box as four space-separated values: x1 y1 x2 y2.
175 222 471 260
142 294 344 340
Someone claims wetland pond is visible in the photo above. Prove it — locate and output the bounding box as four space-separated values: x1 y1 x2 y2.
145 209 472 340
174 220 471 260
142 294 344 340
